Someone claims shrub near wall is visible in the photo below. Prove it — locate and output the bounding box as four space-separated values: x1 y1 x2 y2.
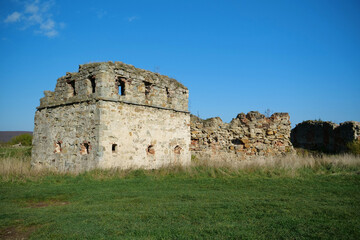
8 134 33 146
347 140 360 155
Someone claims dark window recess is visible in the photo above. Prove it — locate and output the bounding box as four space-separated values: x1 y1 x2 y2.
144 82 152 97
84 142 90 153
67 80 76 96
112 144 117 152
147 145 155 155
166 87 171 103
54 141 62 153
89 76 96 93
231 139 242 145
116 77 126 96
174 145 182 154
84 143 90 153
80 142 90 155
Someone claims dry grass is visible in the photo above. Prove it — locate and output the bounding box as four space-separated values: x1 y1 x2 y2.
0 156 60 181
193 154 360 171
1 147 360 182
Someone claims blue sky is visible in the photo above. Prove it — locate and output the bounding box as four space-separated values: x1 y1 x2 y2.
0 0 359 131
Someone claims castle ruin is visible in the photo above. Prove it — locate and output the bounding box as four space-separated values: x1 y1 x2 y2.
31 62 191 171
32 61 296 172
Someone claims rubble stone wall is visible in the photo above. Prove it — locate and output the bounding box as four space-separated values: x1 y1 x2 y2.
291 121 360 152
190 111 294 161
32 101 101 171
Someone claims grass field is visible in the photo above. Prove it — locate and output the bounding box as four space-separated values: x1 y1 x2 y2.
0 147 359 239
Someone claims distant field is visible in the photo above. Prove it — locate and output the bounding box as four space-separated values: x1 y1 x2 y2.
0 147 359 239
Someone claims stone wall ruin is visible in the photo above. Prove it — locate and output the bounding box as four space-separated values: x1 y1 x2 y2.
190 111 294 161
291 120 360 153
32 61 297 172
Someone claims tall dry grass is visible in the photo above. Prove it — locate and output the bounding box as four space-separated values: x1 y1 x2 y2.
1 146 360 182
192 154 360 171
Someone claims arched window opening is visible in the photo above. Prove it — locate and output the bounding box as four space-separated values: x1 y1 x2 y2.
54 141 62 153
89 75 96 93
112 144 118 153
147 145 155 155
174 145 182 154
67 80 76 96
116 77 126 96
80 142 90 155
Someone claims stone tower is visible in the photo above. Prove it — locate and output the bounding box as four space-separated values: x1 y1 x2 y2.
31 62 191 171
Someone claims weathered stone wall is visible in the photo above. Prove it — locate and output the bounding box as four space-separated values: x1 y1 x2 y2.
98 101 190 169
290 121 338 152
39 62 188 112
291 120 360 152
190 111 294 161
32 101 101 171
32 61 190 171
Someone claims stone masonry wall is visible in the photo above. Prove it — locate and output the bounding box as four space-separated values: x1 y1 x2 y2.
291 120 360 152
32 61 190 171
39 61 188 112
190 111 294 161
98 101 190 169
32 101 101 171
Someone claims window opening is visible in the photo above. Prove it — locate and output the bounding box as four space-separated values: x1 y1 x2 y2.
231 139 242 145
84 142 90 153
89 75 96 93
67 80 76 96
80 142 90 155
144 82 152 98
116 77 126 96
54 141 62 153
112 144 117 152
147 145 155 155
166 87 171 103
174 145 182 154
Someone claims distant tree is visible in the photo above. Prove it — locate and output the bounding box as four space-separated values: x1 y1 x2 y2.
8 134 32 146
264 109 273 118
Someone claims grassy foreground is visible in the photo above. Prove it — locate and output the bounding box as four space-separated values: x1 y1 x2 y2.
0 147 360 239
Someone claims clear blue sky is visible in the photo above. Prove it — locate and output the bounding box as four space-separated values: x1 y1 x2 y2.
0 0 359 131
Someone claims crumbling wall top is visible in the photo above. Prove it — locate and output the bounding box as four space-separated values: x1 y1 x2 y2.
38 61 189 112
190 111 294 158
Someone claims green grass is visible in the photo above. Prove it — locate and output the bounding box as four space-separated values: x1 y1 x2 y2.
0 146 32 158
1 147 359 239
1 169 359 239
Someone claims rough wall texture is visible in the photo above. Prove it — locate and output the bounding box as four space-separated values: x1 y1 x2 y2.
32 102 101 171
98 101 190 169
190 111 294 161
32 61 190 171
291 120 360 152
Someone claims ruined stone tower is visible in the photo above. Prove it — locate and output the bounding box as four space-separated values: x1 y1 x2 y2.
32 62 191 171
